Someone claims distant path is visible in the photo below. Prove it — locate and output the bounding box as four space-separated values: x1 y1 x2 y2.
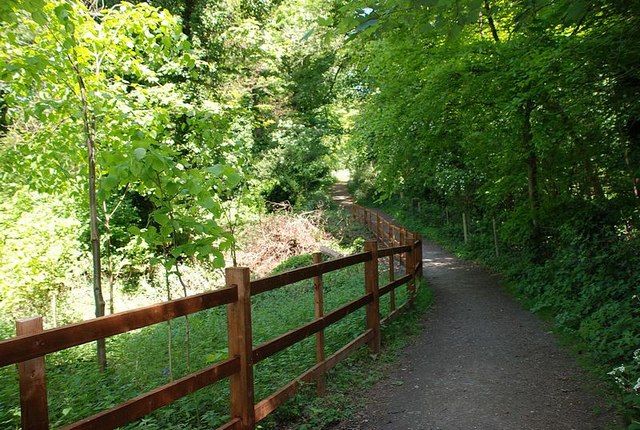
331 182 619 430
331 181 354 209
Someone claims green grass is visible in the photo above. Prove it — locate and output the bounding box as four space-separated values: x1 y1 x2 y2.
0 248 430 429
320 203 374 254
257 277 430 430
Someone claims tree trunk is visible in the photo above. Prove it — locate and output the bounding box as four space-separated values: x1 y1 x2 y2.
624 148 640 199
582 148 604 199
624 119 640 198
182 0 196 39
103 204 115 315
77 70 107 371
523 100 543 260
483 0 500 42
0 88 9 135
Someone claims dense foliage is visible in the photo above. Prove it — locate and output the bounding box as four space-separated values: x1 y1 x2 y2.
0 0 344 327
2 0 639 426
338 0 640 423
0 0 358 426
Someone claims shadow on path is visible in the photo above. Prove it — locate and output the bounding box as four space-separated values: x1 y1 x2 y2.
332 189 619 430
332 181 354 208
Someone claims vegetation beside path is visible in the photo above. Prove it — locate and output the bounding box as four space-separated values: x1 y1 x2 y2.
3 0 638 427
0 202 431 429
358 195 639 427
341 2 640 426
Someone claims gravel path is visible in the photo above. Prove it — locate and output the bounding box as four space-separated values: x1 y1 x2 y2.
330 188 620 429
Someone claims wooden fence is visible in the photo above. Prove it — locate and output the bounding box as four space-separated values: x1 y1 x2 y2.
351 204 423 269
0 209 422 430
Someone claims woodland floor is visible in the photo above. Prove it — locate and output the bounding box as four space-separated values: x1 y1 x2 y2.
330 182 621 430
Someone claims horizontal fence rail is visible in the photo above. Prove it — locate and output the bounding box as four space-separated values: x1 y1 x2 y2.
351 203 423 277
250 252 370 296
0 286 239 367
0 205 423 430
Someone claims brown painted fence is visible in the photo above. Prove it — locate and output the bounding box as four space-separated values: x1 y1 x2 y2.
0 209 422 430
351 203 423 272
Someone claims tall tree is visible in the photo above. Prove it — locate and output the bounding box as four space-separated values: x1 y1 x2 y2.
1 0 240 366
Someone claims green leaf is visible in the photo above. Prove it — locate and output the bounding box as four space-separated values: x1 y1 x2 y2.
354 18 378 34
205 350 227 363
197 244 213 257
317 16 333 26
133 148 147 160
165 181 179 195
301 28 315 41
160 224 173 238
153 211 170 226
102 174 119 190
199 196 216 211
187 180 203 195
54 4 70 21
206 165 224 176
211 250 225 268
130 160 143 176
226 172 242 188
30 10 48 25
151 156 165 172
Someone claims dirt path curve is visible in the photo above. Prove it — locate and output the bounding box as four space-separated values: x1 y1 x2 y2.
330 182 619 430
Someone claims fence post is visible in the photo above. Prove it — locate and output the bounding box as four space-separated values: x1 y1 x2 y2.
462 212 468 243
404 236 415 305
412 234 419 279
226 267 255 430
492 217 499 257
376 213 381 241
364 240 380 354
416 234 423 280
313 252 326 396
399 228 406 266
389 252 396 312
384 220 390 246
16 317 48 430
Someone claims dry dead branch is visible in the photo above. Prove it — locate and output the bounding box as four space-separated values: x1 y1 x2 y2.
235 211 330 277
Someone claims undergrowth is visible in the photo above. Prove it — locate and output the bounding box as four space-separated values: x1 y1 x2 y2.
362 195 639 427
234 202 372 278
0 204 430 429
